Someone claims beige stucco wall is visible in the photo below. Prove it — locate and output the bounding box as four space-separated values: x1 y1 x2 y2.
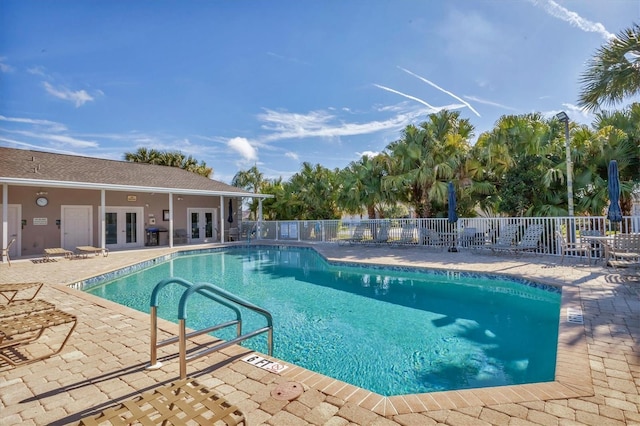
0 185 236 258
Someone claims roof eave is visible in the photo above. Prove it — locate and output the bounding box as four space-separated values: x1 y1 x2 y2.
0 177 273 199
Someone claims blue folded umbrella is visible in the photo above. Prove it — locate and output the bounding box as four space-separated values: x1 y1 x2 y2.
607 160 623 223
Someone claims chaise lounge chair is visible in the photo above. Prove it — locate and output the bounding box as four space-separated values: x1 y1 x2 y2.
605 233 640 270
44 247 74 261
0 299 55 319
489 224 520 253
511 224 544 255
0 282 44 303
79 378 246 425
75 246 109 258
420 228 445 250
0 304 77 366
394 226 417 245
340 223 367 245
367 224 390 245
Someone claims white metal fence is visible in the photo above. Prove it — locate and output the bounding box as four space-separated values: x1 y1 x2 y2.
239 216 640 259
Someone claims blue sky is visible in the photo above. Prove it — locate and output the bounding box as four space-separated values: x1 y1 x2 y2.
1 1 638 184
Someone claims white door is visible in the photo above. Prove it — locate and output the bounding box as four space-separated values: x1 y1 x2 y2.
62 205 92 250
188 208 217 243
0 204 21 259
105 207 144 249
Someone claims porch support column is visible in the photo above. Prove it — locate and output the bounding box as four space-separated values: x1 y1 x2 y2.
100 189 106 249
219 195 225 242
258 198 263 241
169 193 174 247
1 184 7 263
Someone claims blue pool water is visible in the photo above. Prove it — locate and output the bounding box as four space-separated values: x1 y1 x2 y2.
85 247 561 396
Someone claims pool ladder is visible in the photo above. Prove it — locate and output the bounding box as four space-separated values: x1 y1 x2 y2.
148 277 273 379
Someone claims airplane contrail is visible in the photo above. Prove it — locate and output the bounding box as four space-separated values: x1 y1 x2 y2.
529 0 615 41
398 67 481 117
373 84 438 110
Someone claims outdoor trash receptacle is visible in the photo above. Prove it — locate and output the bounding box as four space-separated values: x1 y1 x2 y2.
146 228 159 246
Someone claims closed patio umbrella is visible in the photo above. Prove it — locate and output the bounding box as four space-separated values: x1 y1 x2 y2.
607 160 623 223
227 199 234 223
447 182 458 252
447 182 458 224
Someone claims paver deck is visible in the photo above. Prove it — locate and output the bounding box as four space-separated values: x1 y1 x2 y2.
0 242 638 425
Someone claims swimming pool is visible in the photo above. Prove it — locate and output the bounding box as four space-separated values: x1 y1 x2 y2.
85 247 561 396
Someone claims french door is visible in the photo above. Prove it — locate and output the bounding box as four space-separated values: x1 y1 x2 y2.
105 207 144 249
187 208 217 243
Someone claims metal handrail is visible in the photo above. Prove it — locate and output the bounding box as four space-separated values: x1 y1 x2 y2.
148 277 273 379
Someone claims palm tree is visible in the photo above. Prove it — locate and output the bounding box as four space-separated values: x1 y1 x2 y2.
382 110 473 218
578 23 640 111
123 148 212 177
473 113 568 216
232 166 266 220
338 154 388 219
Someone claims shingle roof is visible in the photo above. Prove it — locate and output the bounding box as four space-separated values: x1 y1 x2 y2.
0 147 257 196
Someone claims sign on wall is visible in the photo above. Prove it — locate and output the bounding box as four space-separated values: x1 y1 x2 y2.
33 217 48 225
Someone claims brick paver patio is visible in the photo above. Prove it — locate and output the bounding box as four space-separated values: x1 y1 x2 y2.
0 243 638 425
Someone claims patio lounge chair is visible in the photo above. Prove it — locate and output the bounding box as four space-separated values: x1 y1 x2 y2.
555 231 591 265
420 228 445 250
511 224 545 255
367 224 390 245
1 238 15 266
0 282 44 303
489 224 519 253
340 223 367 245
0 299 55 319
458 227 484 249
605 233 640 269
0 306 77 366
44 247 74 261
174 229 189 245
79 378 246 426
394 226 417 245
75 246 109 258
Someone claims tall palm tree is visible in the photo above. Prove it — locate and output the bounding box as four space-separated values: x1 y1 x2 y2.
123 148 212 177
473 113 568 216
578 23 640 111
232 166 266 220
382 110 473 218
231 166 265 193
338 154 388 219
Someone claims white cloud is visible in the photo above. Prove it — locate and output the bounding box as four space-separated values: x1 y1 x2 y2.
285 152 299 161
0 115 67 132
257 107 430 143
357 150 380 158
3 128 99 148
530 0 615 41
0 57 14 73
27 66 48 77
0 137 86 155
228 137 258 162
398 67 481 117
43 82 94 107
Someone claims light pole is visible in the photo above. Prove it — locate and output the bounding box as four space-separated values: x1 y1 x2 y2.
556 111 575 241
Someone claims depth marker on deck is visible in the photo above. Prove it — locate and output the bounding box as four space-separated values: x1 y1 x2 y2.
243 354 289 374
567 307 584 324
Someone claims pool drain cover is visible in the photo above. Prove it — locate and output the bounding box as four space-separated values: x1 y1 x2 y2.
271 381 303 400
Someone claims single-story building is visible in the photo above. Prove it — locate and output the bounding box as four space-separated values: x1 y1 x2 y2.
0 147 270 261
